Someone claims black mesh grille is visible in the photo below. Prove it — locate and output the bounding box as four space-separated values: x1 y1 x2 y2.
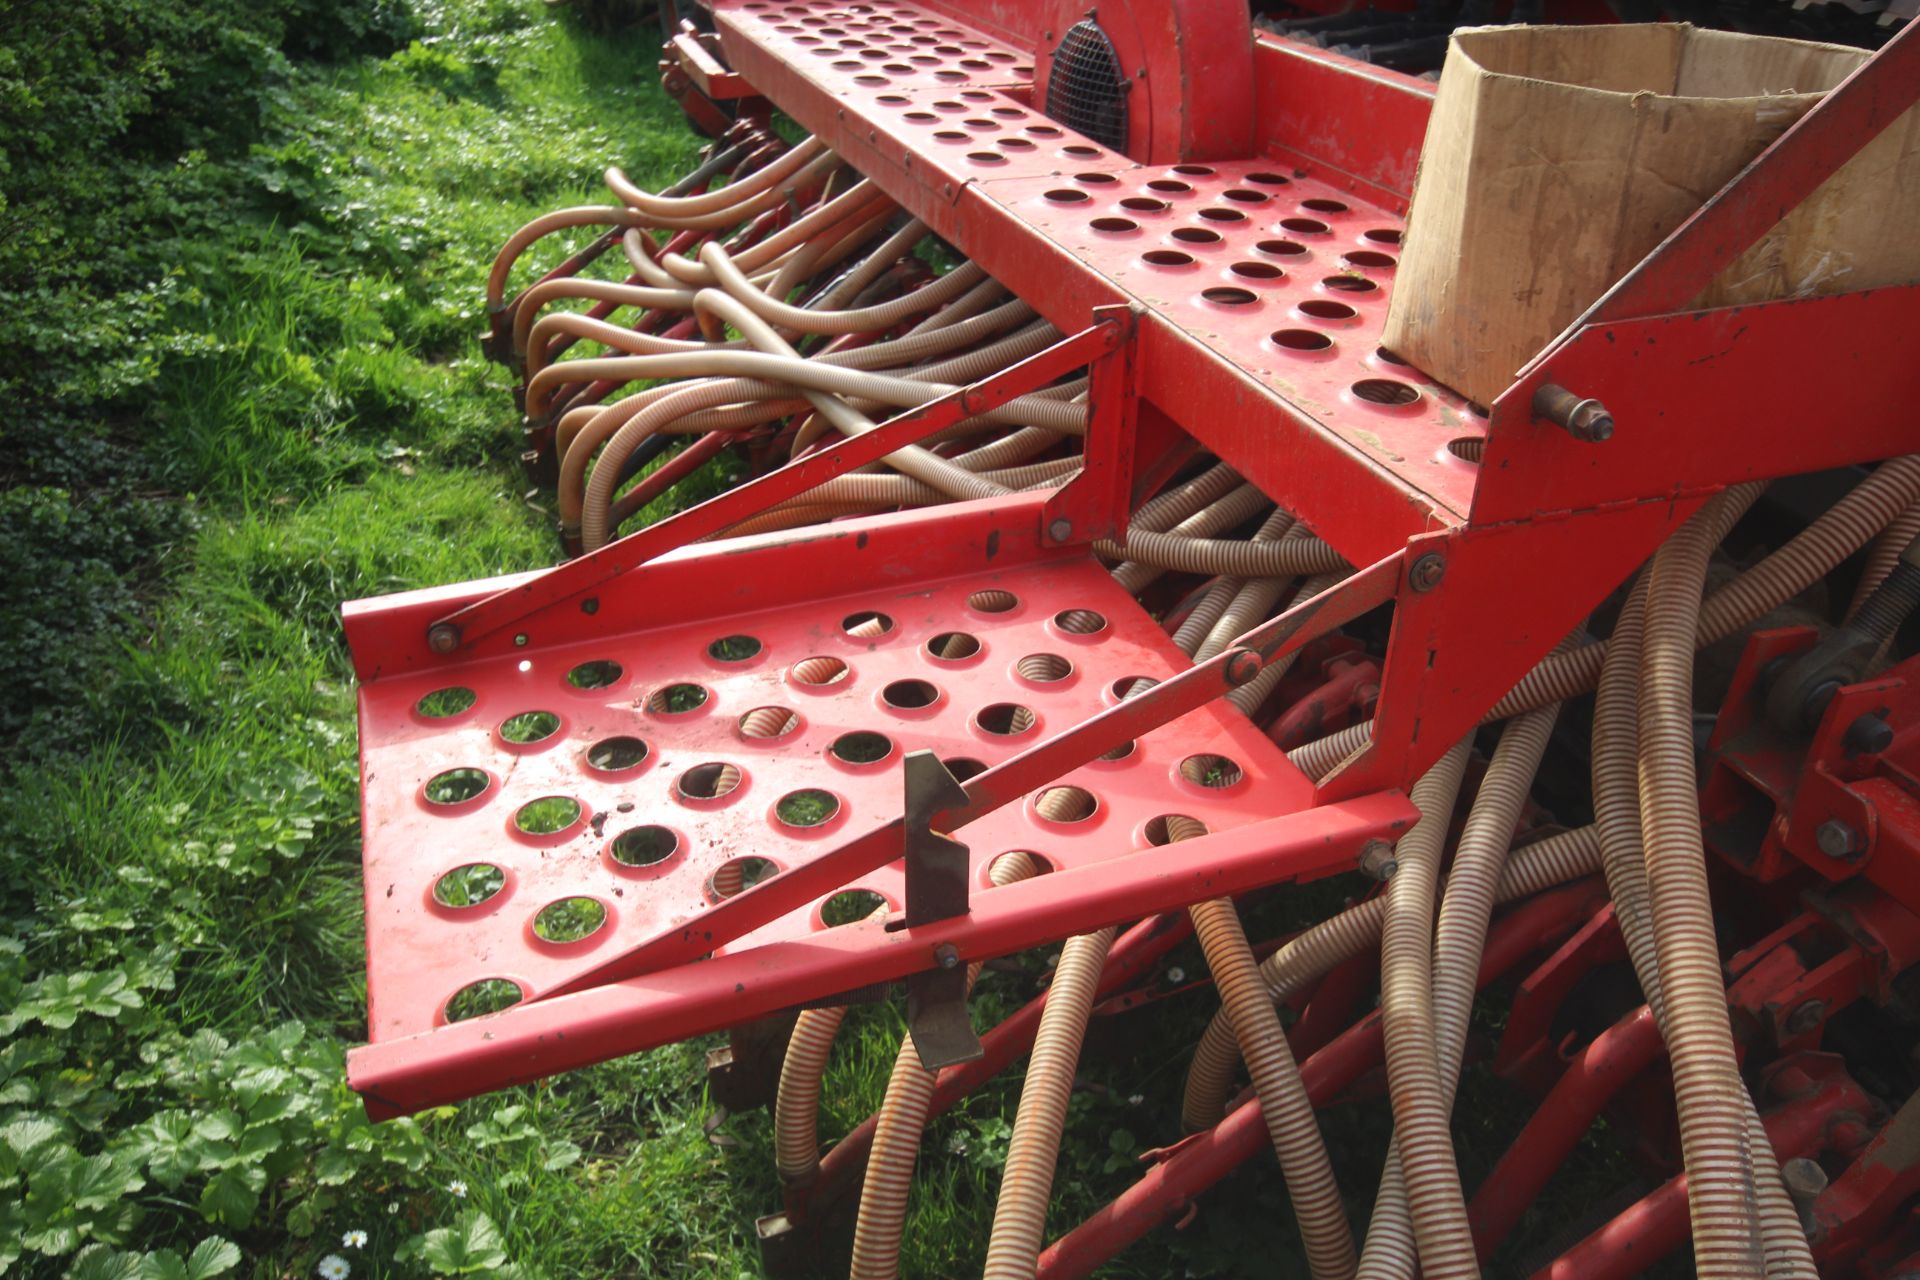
1044 20 1128 153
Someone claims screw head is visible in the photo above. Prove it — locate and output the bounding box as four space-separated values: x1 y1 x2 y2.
1048 517 1074 543
1815 819 1861 859
427 623 461 654
1785 999 1826 1036
1781 1156 1828 1199
1358 839 1399 881
1409 553 1446 593
1225 651 1262 686
1844 712 1895 756
934 943 961 970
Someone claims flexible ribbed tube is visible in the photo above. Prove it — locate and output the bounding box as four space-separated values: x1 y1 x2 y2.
488 138 752 312
605 136 823 218
776 1004 852 1185
980 925 1119 1279
1850 500 1920 621
525 309 744 381
487 207 654 309
761 457 1082 515
775 884 893 1186
1182 819 1356 1280
788 217 927 312
1179 826 1604 1131
849 852 1037 1280
1364 742 1473 1278
650 179 889 287
570 348 1097 545
704 238 989 336
1194 510 1299 662
1192 905 1356 1279
1100 527 1345 581
1111 485 1271 595
1594 565 1817 1280
606 148 845 239
511 278 699 356
1172 577 1243 656
1366 674 1565 1280
1639 490 1768 1279
1227 572 1344 717
1134 463 1243 531
528 345 1085 431
1288 721 1373 782
688 286 1018 506
560 306 1060 532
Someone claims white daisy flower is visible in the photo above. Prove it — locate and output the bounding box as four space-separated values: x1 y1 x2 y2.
342 1229 369 1249
317 1255 351 1280
448 1179 469 1198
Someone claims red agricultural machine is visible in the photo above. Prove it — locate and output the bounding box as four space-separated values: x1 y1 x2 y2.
341 1 1920 1276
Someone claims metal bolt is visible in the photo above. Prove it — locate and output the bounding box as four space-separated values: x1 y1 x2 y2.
427 623 461 654
1781 1156 1827 1238
1844 711 1895 756
934 943 961 970
1164 966 1186 985
1225 651 1262 686
1814 819 1861 859
1048 517 1074 543
1358 839 1399 881
1785 999 1826 1036
1409 552 1446 592
1532 383 1614 443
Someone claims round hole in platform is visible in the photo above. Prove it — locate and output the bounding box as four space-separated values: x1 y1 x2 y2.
434 863 505 908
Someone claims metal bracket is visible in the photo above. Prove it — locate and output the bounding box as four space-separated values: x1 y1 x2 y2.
901 750 981 1071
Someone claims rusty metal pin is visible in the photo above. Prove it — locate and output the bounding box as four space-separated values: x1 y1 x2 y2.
1533 383 1615 443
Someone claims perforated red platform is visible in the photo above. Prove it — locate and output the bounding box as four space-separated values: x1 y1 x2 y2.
344 496 1415 1113
358 546 1308 1043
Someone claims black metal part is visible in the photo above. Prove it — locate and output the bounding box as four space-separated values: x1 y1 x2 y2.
900 750 982 1070
705 1012 798 1112
1767 546 1920 733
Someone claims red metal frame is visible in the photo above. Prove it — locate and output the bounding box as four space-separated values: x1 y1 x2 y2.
345 4 1920 1269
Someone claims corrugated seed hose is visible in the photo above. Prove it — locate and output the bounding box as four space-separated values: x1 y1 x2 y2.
1178 816 1359 1280
1638 488 1774 1278
980 924 1119 1279
1595 561 1817 1280
849 852 1039 1280
1361 740 1472 1279
1361 647 1569 1280
1178 824 1604 1131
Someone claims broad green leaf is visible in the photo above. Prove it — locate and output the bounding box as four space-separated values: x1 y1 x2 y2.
196 1166 264 1229
137 1249 191 1280
185 1237 241 1279
65 1244 144 1280
420 1210 508 1274
313 1147 358 1186
71 1154 143 1210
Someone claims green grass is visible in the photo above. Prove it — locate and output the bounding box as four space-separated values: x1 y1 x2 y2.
0 4 1661 1276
